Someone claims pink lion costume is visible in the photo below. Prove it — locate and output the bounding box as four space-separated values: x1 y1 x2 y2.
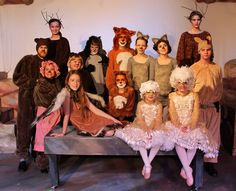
106 27 136 90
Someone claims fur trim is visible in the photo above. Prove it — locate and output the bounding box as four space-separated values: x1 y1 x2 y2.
139 80 160 99
113 95 127 109
169 66 194 90
31 88 69 127
51 88 69 112
86 92 106 107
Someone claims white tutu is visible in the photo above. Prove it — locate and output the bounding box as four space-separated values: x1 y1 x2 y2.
165 121 218 158
115 102 175 152
115 124 174 151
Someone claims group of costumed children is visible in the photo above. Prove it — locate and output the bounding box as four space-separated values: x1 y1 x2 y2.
13 10 223 188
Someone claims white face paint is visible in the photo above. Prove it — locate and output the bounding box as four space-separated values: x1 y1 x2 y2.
116 75 127 89
118 34 128 47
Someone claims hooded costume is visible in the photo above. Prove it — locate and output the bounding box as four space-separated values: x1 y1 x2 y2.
106 27 135 90
13 38 49 160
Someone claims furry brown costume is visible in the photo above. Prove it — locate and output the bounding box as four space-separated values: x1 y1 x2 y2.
13 38 48 171
108 71 135 120
106 27 135 90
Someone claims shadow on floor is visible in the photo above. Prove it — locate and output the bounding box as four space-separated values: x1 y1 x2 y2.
0 149 235 191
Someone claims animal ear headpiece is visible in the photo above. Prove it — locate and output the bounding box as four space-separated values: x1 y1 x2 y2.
152 34 168 45
137 31 149 41
113 71 129 82
113 27 136 37
113 27 136 49
194 35 212 52
41 10 64 28
34 38 49 50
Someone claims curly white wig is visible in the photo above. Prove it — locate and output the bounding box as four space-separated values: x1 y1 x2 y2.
139 80 160 99
169 66 195 90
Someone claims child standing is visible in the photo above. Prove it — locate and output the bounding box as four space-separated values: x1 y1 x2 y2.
127 31 155 102
152 34 176 120
190 36 223 177
33 60 61 172
51 70 121 137
115 80 174 180
166 66 218 187
79 36 108 97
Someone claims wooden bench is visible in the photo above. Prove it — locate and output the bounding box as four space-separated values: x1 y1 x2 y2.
45 126 203 190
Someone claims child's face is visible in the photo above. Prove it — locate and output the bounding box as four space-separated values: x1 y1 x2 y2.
116 74 127 89
68 74 81 91
49 21 61 35
199 45 212 60
44 64 56 79
90 44 99 55
144 91 157 103
157 42 168 55
176 81 189 94
69 58 82 70
135 39 147 54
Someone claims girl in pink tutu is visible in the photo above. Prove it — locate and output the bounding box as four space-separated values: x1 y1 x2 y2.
33 60 61 172
166 66 218 187
115 80 174 180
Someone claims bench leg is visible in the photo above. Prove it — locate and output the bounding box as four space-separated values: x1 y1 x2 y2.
48 154 59 188
192 150 204 190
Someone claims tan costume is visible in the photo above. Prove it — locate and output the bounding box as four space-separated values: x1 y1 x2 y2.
190 61 223 163
128 56 155 91
155 58 176 106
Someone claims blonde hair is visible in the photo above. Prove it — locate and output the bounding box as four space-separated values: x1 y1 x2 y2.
67 54 84 69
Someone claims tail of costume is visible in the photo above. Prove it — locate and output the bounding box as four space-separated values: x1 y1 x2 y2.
31 88 106 127
31 88 69 127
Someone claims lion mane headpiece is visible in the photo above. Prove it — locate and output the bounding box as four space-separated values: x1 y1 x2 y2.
113 27 136 50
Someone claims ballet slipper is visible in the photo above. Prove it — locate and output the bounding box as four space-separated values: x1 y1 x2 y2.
142 166 145 176
104 129 115 137
143 165 152 180
185 167 193 187
180 168 187 179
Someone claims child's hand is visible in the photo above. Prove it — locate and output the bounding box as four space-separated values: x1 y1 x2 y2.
50 132 65 137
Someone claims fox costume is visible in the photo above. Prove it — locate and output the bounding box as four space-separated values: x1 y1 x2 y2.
106 27 136 90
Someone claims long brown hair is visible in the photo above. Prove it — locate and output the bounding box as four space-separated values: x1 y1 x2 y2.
65 70 89 119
